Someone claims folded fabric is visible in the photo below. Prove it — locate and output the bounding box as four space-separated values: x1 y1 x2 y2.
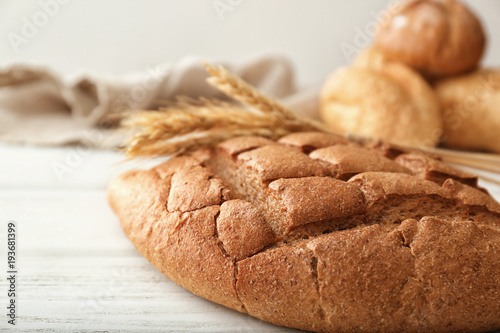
0 54 310 147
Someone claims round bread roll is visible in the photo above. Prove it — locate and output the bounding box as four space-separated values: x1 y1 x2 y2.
320 61 442 148
108 133 500 333
435 69 500 153
375 0 486 77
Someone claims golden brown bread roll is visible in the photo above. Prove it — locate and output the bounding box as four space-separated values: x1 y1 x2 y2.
320 59 442 148
435 69 500 153
375 0 486 77
108 132 500 332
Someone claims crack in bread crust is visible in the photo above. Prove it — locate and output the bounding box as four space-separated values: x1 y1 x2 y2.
213 210 248 314
108 132 500 333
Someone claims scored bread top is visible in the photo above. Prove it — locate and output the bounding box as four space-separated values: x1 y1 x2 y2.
108 132 500 333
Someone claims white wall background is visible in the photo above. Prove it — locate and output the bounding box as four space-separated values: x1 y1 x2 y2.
0 0 499 87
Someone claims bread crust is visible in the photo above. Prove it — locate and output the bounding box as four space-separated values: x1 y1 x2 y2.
108 133 500 332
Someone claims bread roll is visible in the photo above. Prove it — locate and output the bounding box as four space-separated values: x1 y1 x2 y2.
108 132 500 333
320 60 442 148
435 69 500 153
375 0 486 77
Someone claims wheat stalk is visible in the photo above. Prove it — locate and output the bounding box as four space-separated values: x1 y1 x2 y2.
121 97 321 158
204 63 296 119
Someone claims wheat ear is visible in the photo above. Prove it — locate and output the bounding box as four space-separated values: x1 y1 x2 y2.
203 62 332 132
121 97 320 158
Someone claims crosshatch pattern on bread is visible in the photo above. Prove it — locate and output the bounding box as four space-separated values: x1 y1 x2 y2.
108 132 500 333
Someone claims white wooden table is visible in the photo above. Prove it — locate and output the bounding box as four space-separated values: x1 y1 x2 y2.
1 144 499 332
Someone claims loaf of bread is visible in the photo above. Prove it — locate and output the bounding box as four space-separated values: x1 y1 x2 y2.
374 0 486 77
435 69 500 153
320 57 442 148
108 132 500 332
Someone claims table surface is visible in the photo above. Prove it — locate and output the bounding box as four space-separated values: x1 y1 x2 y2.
1 144 499 332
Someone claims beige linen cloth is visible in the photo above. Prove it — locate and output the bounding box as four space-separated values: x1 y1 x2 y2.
0 54 320 148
